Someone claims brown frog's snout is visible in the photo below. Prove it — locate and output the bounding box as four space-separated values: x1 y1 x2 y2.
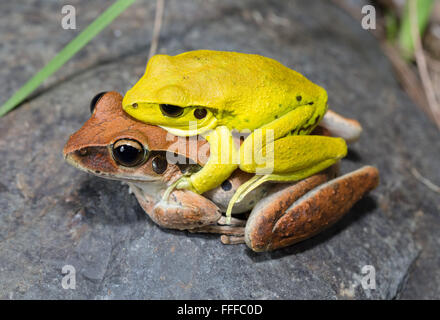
64 146 119 175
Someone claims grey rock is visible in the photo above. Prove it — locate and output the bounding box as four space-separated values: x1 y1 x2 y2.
0 0 438 299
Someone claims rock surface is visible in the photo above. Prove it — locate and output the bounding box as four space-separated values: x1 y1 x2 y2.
0 0 439 299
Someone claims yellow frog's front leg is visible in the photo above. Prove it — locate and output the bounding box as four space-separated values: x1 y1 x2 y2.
163 126 239 199
225 105 348 220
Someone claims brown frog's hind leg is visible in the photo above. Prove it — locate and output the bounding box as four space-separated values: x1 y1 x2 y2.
244 165 379 252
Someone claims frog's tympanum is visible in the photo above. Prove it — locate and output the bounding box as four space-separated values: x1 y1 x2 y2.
122 50 353 219
63 92 379 252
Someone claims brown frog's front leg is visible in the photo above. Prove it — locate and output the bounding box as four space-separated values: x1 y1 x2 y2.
244 165 379 252
129 169 255 236
129 183 222 230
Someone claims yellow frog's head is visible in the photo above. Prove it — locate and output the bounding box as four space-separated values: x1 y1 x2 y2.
123 52 226 136
123 50 328 137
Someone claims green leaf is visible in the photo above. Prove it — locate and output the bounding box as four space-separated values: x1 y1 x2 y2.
0 0 137 117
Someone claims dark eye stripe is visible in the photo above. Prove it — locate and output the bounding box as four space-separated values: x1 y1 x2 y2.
160 104 210 120
160 104 184 117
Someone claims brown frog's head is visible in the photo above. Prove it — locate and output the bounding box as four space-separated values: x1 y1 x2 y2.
63 91 209 186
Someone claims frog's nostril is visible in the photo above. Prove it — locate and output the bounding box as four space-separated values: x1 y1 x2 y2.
160 104 184 117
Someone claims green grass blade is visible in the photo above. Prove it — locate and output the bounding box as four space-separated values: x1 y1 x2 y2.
398 0 434 60
0 0 137 117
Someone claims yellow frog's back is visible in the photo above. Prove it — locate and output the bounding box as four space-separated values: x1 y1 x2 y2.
123 50 327 130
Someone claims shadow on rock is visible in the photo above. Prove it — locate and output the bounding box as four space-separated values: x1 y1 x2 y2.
62 176 147 227
346 148 362 162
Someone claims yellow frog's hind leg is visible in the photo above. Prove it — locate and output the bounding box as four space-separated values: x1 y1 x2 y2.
225 160 342 223
225 134 347 223
240 134 347 175
231 158 339 206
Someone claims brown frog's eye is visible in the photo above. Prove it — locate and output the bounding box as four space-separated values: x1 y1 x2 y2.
152 155 168 174
90 92 108 114
112 139 148 167
160 104 184 117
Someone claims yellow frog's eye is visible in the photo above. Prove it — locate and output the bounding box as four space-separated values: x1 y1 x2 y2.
90 91 108 114
160 104 184 117
194 108 207 119
112 139 149 167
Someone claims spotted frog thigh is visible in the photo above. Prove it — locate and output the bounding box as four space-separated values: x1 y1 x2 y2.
244 165 379 252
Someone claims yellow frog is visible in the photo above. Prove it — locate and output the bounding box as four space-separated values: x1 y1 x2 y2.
122 50 347 220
